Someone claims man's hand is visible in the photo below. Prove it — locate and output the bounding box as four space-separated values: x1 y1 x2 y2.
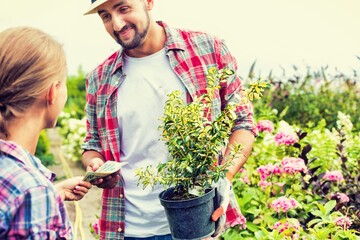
86 158 120 189
55 176 92 201
86 157 105 172
90 171 120 189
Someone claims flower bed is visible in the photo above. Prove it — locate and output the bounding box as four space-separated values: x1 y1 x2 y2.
223 112 360 239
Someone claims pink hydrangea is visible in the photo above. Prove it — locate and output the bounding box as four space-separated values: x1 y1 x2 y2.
257 164 282 181
329 192 350 204
258 180 272 190
238 168 250 184
274 131 298 146
273 219 301 239
323 170 344 182
281 157 308 174
271 196 300 213
257 120 275 133
334 216 352 229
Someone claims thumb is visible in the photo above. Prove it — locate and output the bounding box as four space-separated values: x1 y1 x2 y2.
88 159 103 172
211 206 225 222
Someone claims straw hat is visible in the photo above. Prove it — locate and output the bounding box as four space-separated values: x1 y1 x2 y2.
84 0 108 15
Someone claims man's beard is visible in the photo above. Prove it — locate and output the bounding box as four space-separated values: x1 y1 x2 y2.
114 14 150 50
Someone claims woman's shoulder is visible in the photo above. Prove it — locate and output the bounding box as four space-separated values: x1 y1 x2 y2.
0 154 53 199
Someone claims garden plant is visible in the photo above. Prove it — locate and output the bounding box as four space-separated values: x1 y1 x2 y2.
135 67 268 239
135 67 268 197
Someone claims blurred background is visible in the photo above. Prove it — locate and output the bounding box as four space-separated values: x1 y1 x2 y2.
1 0 359 76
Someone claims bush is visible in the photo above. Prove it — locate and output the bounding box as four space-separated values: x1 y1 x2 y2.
249 64 360 132
58 112 86 164
221 113 360 239
63 67 87 119
35 130 56 167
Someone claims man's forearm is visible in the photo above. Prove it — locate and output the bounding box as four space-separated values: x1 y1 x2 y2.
221 129 255 181
82 150 105 169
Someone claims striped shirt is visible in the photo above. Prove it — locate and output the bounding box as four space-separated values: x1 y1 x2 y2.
0 140 72 239
82 21 257 239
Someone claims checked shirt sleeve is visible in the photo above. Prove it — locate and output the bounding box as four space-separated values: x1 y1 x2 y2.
1 186 72 239
82 71 103 153
214 39 256 229
217 40 258 136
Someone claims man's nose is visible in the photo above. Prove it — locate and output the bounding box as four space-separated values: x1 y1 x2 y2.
112 15 126 32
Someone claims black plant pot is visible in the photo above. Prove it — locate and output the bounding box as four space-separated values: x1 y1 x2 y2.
159 187 216 240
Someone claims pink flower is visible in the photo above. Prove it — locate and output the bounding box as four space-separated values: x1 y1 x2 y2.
323 170 344 182
273 219 301 239
281 157 308 174
271 196 300 213
334 216 352 229
238 168 250 184
274 131 298 146
257 120 275 133
329 192 350 204
92 219 99 235
257 164 282 181
258 180 272 190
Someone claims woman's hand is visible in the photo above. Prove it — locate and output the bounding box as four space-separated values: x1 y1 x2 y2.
55 176 92 201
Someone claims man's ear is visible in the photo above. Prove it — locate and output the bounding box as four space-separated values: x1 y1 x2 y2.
47 82 59 105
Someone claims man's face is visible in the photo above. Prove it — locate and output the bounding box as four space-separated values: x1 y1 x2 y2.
98 0 150 50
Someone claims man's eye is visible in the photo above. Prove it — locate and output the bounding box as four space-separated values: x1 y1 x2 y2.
119 7 129 13
101 14 111 21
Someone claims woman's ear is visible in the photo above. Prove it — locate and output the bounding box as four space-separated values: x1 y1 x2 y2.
47 82 59 105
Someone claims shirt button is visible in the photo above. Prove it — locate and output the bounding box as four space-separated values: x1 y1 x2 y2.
118 227 123 232
120 194 123 198
114 81 119 85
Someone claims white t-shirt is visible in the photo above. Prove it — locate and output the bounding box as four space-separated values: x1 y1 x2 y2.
117 48 186 237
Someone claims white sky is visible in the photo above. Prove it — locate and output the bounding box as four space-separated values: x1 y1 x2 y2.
1 0 360 77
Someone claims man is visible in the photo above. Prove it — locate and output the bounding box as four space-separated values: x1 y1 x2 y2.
82 0 257 239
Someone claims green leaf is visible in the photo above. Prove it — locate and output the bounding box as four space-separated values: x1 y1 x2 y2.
324 200 336 215
315 202 326 214
245 208 262 217
246 222 260 233
307 218 322 228
311 210 324 217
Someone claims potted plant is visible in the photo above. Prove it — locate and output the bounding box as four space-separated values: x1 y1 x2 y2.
136 67 268 239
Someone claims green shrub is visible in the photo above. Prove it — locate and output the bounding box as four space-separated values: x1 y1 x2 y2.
35 130 56 167
249 64 360 132
63 67 87 119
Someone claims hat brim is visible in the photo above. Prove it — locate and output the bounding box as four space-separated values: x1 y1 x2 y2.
84 0 108 15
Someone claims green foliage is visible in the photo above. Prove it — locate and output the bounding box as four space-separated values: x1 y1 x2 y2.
136 67 269 197
250 64 360 132
63 68 87 119
222 113 360 239
35 130 56 167
58 112 86 164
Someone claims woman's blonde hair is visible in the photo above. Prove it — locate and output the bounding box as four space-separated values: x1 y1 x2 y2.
0 26 67 139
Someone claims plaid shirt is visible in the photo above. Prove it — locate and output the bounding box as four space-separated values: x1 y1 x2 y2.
82 21 257 239
0 140 72 239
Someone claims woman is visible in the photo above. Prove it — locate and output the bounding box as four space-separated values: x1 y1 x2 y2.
0 26 92 239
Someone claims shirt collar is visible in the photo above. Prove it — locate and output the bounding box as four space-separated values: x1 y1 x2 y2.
0 139 56 181
111 21 186 75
